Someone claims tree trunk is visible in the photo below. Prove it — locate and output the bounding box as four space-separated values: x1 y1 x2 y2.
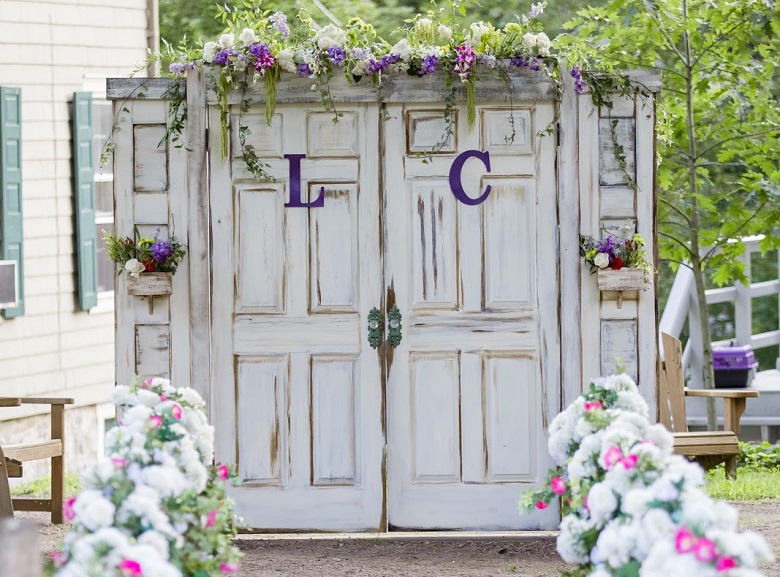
690 251 718 429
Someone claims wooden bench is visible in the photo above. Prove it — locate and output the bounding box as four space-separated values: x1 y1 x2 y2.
0 396 74 523
659 333 758 478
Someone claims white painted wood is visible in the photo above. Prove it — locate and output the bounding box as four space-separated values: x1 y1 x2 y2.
133 124 168 192
599 118 636 186
231 112 283 159
480 108 532 155
601 319 639 378
600 186 635 219
307 112 358 157
385 101 560 530
135 324 170 378
106 78 183 101
125 272 172 296
597 268 646 291
406 111 457 154
212 103 385 531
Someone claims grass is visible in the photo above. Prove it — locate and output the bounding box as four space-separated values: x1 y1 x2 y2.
705 467 780 501
9 472 83 499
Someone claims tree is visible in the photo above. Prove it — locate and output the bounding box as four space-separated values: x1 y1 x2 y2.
568 0 780 427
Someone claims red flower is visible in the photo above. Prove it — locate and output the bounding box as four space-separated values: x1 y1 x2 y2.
142 258 157 271
609 257 624 270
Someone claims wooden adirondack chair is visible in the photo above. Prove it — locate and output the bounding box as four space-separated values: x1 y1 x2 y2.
658 333 758 477
0 396 73 523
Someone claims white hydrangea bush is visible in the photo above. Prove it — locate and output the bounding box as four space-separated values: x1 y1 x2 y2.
520 374 773 577
48 378 242 577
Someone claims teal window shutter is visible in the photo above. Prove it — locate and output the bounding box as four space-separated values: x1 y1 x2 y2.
72 92 98 310
0 87 24 318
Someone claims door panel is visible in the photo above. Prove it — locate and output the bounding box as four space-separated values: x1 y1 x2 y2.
211 104 384 531
385 104 560 530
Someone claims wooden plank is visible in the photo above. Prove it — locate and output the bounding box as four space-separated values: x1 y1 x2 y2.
11 498 52 512
6 458 22 478
18 397 74 405
51 403 65 523
126 273 173 296
3 440 62 461
662 333 687 431
106 77 183 101
0 398 21 407
684 389 759 399
0 448 12 517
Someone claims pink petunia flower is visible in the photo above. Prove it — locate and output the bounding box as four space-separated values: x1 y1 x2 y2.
50 550 66 566
160 394 168 402
584 401 603 411
217 464 230 480
63 497 76 521
120 559 142 576
603 446 623 468
220 563 240 573
675 527 697 554
620 454 638 469
535 501 548 510
170 403 183 420
149 415 163 428
694 537 718 563
550 476 566 495
112 458 127 468
716 556 737 572
207 509 218 527
142 378 153 389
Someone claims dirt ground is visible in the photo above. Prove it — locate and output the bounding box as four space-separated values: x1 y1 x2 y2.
25 501 780 576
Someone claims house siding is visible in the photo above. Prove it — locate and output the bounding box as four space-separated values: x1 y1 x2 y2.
0 0 153 474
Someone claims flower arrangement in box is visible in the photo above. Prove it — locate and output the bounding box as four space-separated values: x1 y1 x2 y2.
580 226 652 294
103 227 186 279
519 374 773 577
47 377 242 577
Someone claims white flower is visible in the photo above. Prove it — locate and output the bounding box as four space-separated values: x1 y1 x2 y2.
416 18 433 34
73 490 116 531
391 39 414 60
143 465 189 497
466 21 490 47
202 41 219 63
124 258 145 278
594 252 610 269
522 32 538 49
588 482 618 525
536 32 551 56
238 27 258 46
218 33 234 49
278 49 297 73
557 516 595 563
137 530 171 559
313 24 346 50
438 24 452 41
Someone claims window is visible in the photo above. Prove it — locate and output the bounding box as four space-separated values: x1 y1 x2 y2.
93 99 115 296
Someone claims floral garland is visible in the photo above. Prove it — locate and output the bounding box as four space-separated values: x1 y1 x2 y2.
519 374 773 577
47 378 242 577
164 2 606 182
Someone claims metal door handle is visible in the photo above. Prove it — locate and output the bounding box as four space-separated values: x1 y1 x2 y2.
368 307 383 349
388 306 402 348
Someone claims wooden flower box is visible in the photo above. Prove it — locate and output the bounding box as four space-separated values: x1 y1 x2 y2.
597 268 646 292
126 272 173 296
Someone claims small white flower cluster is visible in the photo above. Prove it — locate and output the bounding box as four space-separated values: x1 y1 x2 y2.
521 32 552 57
51 378 241 577
528 374 773 577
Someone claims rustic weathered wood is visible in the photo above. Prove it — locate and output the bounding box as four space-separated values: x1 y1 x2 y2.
5 459 21 478
659 333 755 477
106 77 184 100
3 440 63 461
0 446 12 518
11 499 52 512
0 398 21 407
597 268 646 291
50 403 65 524
0 519 41 577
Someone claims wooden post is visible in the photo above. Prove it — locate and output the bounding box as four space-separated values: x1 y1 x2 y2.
0 519 41 577
50 404 65 524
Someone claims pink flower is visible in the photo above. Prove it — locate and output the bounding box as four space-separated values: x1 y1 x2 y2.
603 446 623 468
550 476 566 495
207 509 218 527
675 527 697 554
50 550 66 566
63 497 76 521
170 403 183 420
217 464 230 480
716 556 737 572
142 378 153 389
220 563 240 573
584 401 603 411
535 501 548 510
694 537 718 563
120 559 142 576
149 415 163 428
160 394 168 402
620 454 638 470
112 458 127 468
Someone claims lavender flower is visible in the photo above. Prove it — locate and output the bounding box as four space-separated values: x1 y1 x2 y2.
418 54 438 75
214 49 236 66
571 66 585 94
510 52 530 67
522 1 546 24
168 62 193 75
349 47 370 60
368 53 401 74
298 62 314 77
529 57 541 71
150 240 174 265
327 45 346 66
270 12 290 40
249 43 277 74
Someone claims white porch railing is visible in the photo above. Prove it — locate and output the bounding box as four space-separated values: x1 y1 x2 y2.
659 236 780 388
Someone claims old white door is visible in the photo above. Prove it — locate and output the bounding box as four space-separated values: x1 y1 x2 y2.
210 104 385 530
384 103 561 529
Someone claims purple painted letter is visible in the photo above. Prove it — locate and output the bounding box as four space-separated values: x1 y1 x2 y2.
448 150 492 206
284 153 325 208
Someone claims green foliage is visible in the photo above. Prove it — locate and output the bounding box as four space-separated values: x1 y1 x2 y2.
10 472 83 498
737 441 780 470
103 227 187 275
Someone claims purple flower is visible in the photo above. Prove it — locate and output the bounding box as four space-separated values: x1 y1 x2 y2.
298 63 314 77
418 54 438 76
327 45 346 66
529 58 541 71
270 12 290 40
510 52 530 67
249 43 277 74
168 62 193 75
214 49 236 66
453 45 476 80
571 66 585 94
368 53 401 74
150 240 173 265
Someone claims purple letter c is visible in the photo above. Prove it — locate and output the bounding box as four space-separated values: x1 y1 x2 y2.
448 150 492 206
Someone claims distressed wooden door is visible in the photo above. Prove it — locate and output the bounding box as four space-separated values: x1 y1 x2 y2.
383 103 561 529
210 104 385 530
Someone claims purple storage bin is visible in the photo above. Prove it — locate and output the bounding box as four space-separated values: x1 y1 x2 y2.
712 344 758 388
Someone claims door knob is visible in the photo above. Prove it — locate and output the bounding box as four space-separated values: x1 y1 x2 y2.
388 306 402 348
367 307 384 349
